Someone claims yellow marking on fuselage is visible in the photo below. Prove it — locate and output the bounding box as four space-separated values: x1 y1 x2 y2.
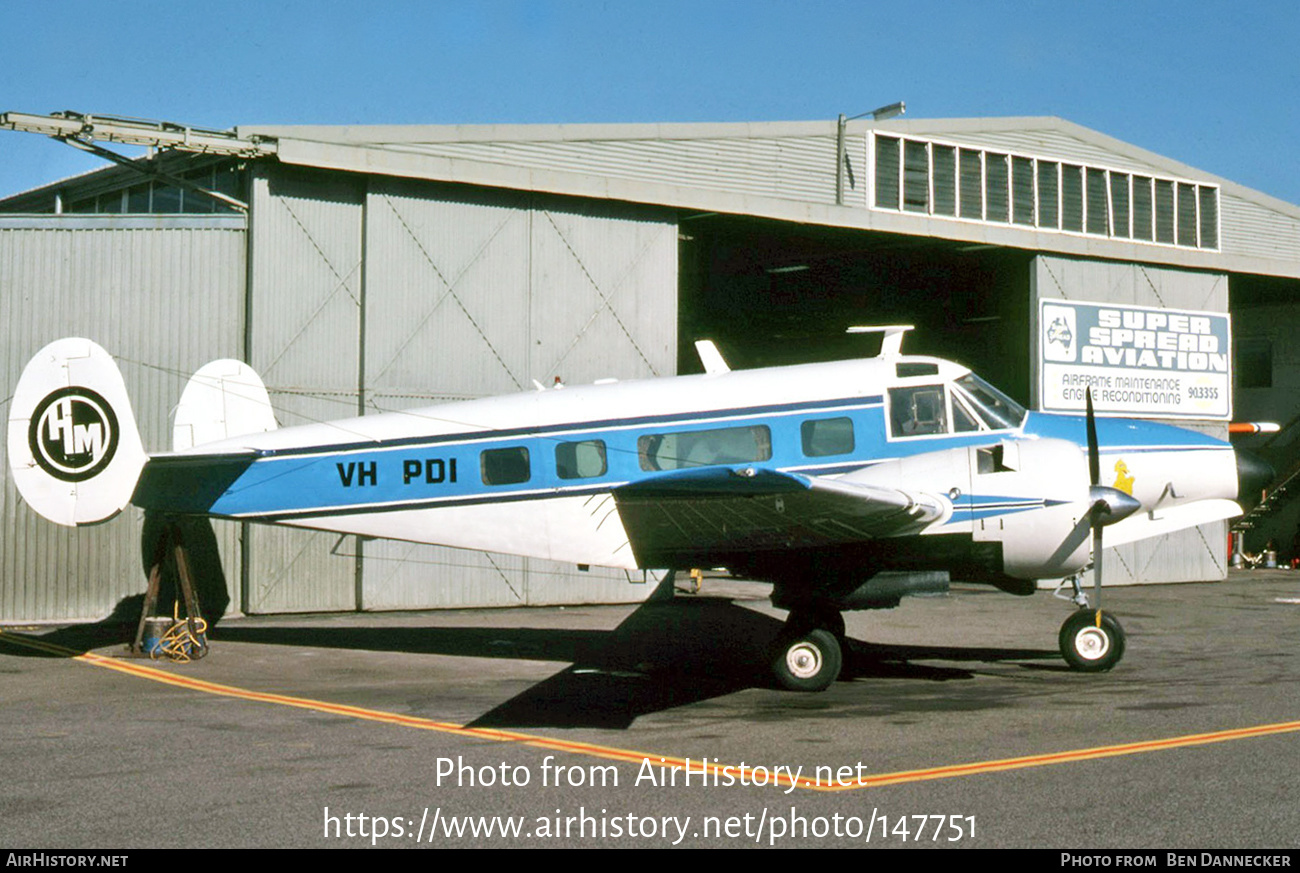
1112 459 1135 495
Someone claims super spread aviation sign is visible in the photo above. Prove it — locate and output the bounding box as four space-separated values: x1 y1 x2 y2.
1039 299 1231 420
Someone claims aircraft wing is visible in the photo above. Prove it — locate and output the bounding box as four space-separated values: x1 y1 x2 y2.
611 466 948 568
1097 498 1242 549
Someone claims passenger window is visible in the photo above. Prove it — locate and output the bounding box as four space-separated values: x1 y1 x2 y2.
638 425 771 471
555 440 607 480
481 446 531 485
801 417 855 457
889 385 948 437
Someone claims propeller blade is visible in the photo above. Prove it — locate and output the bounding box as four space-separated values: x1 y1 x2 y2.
1092 510 1104 612
1086 388 1105 611
1086 387 1100 487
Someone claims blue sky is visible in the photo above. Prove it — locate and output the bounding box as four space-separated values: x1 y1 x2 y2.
2 0 1298 204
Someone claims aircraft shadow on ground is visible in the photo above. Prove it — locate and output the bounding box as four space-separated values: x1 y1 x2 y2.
4 586 1059 729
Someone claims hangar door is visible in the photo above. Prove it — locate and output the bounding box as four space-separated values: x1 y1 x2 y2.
245 168 676 613
0 216 247 622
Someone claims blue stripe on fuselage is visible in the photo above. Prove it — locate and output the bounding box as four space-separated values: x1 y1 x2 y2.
153 399 1231 522
201 396 895 518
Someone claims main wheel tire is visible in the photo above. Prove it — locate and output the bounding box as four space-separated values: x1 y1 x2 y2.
770 627 842 692
1059 610 1125 672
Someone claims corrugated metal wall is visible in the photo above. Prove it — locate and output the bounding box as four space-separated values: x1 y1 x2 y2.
396 136 842 206
1031 254 1230 583
245 167 365 613
1220 193 1300 261
244 169 677 612
0 216 247 622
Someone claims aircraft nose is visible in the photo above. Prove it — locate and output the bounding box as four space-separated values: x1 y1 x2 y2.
1236 449 1275 505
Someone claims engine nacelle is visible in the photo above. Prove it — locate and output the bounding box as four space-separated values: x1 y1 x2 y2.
839 436 1099 581
967 438 1091 579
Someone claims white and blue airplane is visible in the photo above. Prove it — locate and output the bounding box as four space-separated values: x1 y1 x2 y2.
6 328 1271 691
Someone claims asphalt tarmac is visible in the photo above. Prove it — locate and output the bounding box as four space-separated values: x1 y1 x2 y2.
2 569 1299 849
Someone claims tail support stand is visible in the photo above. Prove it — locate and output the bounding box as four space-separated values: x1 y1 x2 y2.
131 520 209 661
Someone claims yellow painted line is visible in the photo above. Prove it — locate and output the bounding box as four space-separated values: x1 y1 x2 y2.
3 627 1299 792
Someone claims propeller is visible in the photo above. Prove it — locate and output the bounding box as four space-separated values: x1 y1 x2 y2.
1059 389 1141 672
1087 389 1104 612
1084 389 1141 611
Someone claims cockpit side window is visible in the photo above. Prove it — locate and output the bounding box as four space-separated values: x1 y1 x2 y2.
889 385 948 437
952 394 982 432
954 373 1027 430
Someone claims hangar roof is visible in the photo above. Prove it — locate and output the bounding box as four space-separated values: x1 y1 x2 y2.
5 114 1299 279
237 116 1300 280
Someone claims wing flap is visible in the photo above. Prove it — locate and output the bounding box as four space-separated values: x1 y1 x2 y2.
612 465 947 567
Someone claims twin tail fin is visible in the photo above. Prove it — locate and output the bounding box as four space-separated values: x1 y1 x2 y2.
7 339 277 526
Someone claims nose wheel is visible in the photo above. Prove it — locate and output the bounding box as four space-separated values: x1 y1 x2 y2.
1059 609 1125 672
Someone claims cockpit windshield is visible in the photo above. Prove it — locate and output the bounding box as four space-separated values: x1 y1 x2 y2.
954 373 1027 430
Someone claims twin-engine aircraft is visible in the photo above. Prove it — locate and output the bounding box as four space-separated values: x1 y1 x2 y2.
7 328 1270 691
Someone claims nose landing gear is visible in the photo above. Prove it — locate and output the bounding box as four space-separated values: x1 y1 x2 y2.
1060 608 1126 672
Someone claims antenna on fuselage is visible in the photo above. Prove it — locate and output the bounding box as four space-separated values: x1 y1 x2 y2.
694 339 731 375
846 325 915 357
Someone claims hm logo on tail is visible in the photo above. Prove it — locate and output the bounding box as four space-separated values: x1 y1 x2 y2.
29 387 119 481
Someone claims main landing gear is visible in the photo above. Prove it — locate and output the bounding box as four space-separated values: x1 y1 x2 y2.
1055 574 1126 672
769 608 844 692
767 571 1131 690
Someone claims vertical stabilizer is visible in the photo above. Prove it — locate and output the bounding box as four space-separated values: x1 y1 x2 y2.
173 359 277 451
6 338 147 525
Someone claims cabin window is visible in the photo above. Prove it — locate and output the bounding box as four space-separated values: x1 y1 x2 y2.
638 425 771 472
889 386 948 437
480 446 531 486
801 418 855 457
555 440 607 480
